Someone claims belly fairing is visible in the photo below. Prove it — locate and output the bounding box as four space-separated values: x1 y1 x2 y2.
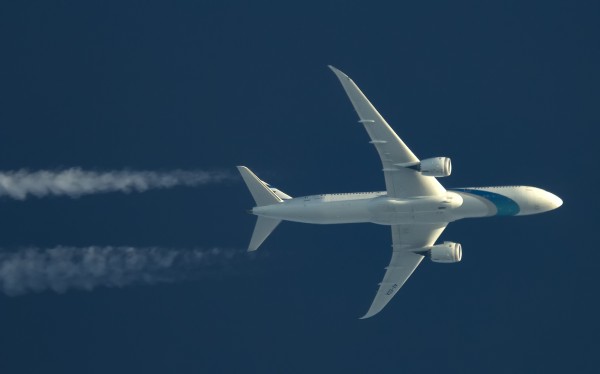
367 193 463 225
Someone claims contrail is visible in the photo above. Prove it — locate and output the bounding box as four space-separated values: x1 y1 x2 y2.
0 246 247 296
0 168 233 200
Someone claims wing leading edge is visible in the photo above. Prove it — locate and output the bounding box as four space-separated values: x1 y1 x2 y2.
328 66 445 198
361 223 447 319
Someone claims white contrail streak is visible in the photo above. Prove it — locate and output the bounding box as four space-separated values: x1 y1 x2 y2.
0 168 232 200
0 246 244 296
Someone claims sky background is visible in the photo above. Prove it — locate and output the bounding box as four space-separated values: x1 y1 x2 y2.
0 1 598 373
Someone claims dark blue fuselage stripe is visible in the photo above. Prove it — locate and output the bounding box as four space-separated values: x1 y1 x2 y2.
451 188 520 216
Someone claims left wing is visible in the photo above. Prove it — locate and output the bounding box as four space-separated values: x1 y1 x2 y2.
329 66 445 198
361 223 447 319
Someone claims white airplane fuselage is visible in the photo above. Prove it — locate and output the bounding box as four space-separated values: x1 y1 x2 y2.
253 186 562 225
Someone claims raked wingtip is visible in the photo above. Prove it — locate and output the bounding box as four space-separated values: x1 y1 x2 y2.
328 65 349 78
359 311 375 320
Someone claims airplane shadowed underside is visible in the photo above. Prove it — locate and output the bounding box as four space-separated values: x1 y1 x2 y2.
238 66 562 319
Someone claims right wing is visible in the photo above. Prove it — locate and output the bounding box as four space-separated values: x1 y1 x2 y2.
329 66 445 198
361 223 447 319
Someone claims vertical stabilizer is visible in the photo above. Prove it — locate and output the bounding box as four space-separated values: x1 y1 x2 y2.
248 217 282 251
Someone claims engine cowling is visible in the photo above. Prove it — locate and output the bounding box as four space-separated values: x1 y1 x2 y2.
419 157 452 177
430 241 462 263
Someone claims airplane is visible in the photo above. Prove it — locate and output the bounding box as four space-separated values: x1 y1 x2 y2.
237 66 563 319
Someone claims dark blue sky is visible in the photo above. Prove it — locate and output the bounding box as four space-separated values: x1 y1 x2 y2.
0 1 598 373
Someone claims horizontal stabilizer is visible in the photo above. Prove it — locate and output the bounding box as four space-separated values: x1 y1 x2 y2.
237 166 283 207
248 217 281 251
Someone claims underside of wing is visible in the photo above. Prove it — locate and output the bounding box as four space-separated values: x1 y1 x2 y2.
361 251 424 319
329 66 445 198
361 223 447 319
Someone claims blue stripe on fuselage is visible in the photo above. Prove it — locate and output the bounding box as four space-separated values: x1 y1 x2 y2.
451 188 520 216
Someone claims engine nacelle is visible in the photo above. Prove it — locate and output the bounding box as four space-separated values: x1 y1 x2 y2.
418 157 452 177
430 241 462 263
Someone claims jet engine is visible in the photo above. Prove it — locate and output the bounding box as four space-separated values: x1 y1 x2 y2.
417 157 452 177
430 241 462 263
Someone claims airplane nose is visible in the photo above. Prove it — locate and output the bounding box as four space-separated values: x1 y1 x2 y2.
537 190 563 212
523 189 563 215
548 193 563 209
